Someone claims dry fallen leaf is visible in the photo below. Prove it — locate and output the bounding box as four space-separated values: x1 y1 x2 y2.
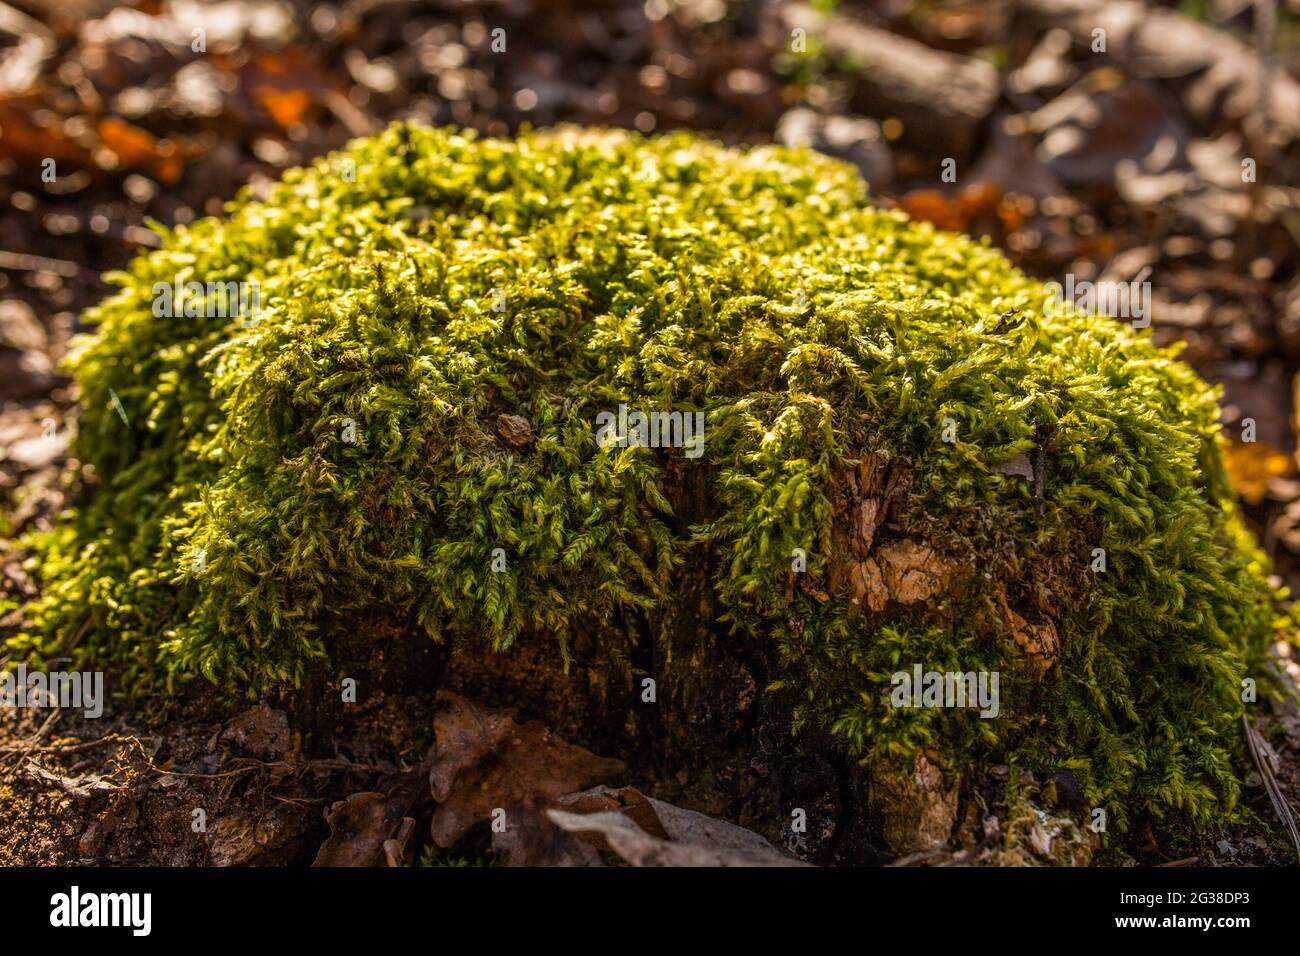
313 792 399 867
26 765 123 799
428 691 625 849
242 49 355 131
383 817 416 868
556 784 669 838
560 784 796 859
96 117 182 184
254 87 312 129
314 732 432 867
547 803 807 867
899 183 1002 233
427 690 515 803
0 99 91 167
1224 440 1294 506
491 797 603 867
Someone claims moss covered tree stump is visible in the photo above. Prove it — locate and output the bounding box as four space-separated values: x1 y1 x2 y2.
9 124 1288 862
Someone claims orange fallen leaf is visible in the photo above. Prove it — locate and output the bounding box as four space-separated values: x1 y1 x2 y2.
254 87 312 129
0 100 91 166
900 183 1002 233
1224 440 1294 505
96 117 182 183
899 189 965 232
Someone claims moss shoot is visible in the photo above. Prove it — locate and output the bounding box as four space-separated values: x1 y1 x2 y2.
9 124 1289 840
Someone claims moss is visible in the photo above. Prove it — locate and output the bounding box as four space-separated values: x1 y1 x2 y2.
416 845 504 867
7 123 1291 844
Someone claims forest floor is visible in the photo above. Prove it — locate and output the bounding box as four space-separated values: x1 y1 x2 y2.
2 0 1300 866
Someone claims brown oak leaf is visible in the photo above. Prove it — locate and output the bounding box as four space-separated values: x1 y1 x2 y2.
428 691 625 848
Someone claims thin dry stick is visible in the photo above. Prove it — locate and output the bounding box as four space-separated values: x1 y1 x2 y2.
1242 715 1300 864
0 708 62 778
0 732 134 755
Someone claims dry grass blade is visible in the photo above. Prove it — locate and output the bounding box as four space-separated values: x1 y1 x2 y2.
1242 716 1300 864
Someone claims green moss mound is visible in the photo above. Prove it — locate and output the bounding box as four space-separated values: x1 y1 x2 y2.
11 124 1286 836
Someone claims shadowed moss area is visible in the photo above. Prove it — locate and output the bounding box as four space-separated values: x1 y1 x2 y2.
8 123 1290 838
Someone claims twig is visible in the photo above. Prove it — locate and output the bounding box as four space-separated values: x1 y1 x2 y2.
0 708 62 778
0 732 134 755
1242 715 1300 864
